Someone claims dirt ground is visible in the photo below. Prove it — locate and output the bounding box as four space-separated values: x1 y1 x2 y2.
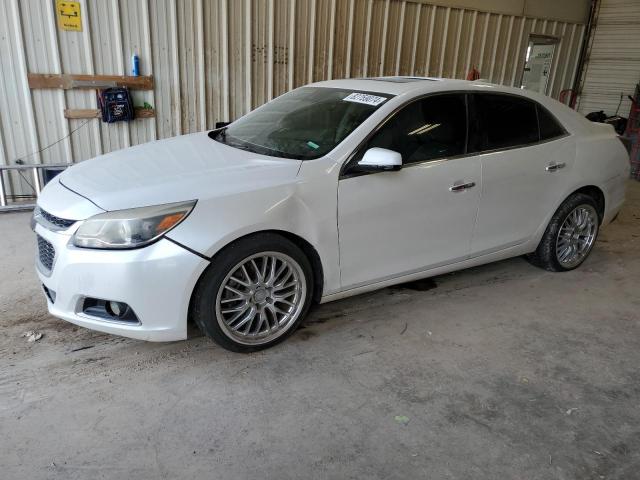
1 181 640 479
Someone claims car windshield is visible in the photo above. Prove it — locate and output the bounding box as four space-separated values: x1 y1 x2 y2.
210 87 393 160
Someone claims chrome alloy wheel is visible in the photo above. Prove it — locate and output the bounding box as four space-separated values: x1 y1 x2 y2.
555 204 598 268
215 252 307 345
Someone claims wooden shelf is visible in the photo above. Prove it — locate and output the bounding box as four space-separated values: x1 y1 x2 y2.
64 108 156 119
29 73 153 90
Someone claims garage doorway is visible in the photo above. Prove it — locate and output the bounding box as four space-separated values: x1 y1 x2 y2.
520 35 558 95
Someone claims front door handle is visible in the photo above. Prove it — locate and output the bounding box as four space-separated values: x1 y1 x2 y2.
546 162 566 172
449 181 476 192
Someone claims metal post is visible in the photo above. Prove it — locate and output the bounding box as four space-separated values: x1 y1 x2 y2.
32 166 41 195
0 170 6 207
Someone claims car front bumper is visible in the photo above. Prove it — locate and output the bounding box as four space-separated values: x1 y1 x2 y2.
34 224 209 342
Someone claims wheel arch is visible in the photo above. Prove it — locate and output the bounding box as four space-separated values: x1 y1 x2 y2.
569 185 605 221
530 183 607 251
191 229 325 307
266 229 325 303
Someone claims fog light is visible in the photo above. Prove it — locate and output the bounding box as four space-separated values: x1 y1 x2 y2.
106 301 128 318
81 298 140 324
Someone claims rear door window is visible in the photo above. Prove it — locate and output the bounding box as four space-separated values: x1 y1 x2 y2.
469 93 539 152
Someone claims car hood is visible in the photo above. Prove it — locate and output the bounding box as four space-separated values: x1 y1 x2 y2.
58 132 302 211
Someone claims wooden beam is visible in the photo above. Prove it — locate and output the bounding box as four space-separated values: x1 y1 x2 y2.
64 108 156 119
29 73 154 90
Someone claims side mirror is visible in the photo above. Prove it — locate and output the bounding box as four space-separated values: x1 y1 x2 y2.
355 148 402 172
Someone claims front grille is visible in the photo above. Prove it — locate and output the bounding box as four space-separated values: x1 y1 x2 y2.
39 208 76 229
37 235 55 272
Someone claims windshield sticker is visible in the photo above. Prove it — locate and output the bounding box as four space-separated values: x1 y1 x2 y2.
307 141 320 150
343 92 387 106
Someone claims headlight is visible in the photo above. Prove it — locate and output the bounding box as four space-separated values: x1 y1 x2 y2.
72 200 196 249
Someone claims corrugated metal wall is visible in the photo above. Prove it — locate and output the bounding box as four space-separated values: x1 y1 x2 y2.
577 0 640 116
1 0 586 196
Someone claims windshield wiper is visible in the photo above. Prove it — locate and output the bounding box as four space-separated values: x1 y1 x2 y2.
208 129 301 160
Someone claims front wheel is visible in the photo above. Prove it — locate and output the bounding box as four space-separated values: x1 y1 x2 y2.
191 233 314 352
527 193 600 272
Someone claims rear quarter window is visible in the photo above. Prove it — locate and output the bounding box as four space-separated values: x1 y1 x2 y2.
537 105 566 140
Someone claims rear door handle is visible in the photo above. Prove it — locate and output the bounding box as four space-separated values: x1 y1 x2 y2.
449 181 476 192
545 162 566 172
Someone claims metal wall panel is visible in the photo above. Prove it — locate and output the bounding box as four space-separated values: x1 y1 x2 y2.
577 0 640 116
57 0 101 161
0 0 586 198
1 0 42 196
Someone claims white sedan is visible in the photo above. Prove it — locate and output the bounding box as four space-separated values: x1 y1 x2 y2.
33 77 629 352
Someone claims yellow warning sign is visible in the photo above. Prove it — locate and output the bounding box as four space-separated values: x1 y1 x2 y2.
56 0 82 31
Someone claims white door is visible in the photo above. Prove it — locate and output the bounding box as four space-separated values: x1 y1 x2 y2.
468 93 575 255
338 94 481 289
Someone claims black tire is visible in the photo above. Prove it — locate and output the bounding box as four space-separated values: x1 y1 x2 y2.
527 193 600 272
190 233 314 353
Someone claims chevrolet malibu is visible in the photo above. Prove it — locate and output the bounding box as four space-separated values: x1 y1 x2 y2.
32 77 629 352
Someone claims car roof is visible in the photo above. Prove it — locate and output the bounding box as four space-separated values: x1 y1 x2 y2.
309 76 592 135
311 76 526 96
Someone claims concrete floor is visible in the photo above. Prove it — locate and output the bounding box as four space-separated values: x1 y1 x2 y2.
1 182 640 480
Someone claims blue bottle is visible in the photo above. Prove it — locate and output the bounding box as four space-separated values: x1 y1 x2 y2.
131 53 139 77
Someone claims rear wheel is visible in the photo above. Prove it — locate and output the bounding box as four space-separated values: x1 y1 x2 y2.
191 233 313 352
527 193 600 272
